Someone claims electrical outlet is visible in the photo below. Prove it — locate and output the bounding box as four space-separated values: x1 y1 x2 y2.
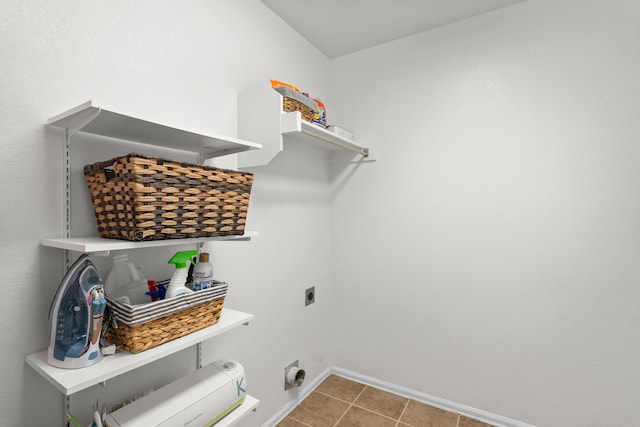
305 286 315 306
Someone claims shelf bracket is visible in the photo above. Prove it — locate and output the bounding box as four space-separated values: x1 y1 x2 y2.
197 342 203 369
62 107 101 270
65 107 101 139
65 394 71 427
92 250 111 257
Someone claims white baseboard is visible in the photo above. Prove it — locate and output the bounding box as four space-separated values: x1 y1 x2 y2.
331 367 535 427
263 366 535 427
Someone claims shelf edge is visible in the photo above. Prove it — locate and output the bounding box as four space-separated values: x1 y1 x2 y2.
46 100 262 156
25 308 254 395
40 232 260 253
280 112 369 157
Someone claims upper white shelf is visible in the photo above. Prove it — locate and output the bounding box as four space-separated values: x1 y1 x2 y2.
41 232 259 254
280 111 369 157
237 86 374 167
48 100 262 159
25 308 253 395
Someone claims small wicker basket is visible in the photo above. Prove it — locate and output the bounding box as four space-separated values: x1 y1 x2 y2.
104 284 227 353
84 154 253 241
283 97 314 123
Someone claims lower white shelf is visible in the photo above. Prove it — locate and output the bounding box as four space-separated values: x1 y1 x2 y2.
25 308 253 395
218 395 260 427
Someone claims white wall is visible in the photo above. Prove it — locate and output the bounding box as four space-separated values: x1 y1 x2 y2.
329 1 640 426
203 141 334 427
5 1 640 426
0 1 332 426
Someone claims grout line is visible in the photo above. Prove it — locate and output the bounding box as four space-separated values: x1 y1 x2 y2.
331 385 368 427
394 399 411 427
315 390 356 405
286 415 314 427
329 384 412 426
351 403 407 423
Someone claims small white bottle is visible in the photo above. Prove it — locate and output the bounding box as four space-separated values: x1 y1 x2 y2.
193 252 214 291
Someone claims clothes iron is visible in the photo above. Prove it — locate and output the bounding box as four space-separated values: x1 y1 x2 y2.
48 254 106 369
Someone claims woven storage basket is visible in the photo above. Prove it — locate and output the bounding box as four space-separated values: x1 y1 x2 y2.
104 284 227 353
84 154 253 241
283 97 314 123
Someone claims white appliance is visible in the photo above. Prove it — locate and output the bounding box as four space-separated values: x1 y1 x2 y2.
105 360 246 427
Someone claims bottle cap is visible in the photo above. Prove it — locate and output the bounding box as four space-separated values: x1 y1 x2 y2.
168 250 199 269
199 252 210 262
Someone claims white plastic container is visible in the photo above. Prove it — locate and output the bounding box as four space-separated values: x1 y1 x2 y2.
193 252 214 291
328 125 354 141
104 254 150 305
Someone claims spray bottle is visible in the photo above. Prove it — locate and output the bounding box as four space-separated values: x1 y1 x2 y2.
165 250 199 299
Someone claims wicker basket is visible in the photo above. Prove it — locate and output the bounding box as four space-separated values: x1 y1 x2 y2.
84 154 253 241
104 285 227 353
283 97 314 123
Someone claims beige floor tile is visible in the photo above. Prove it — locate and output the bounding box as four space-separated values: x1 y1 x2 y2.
276 416 310 427
287 392 350 427
282 377 498 427
399 400 459 427
458 415 497 427
336 406 397 427
353 386 409 420
315 375 366 403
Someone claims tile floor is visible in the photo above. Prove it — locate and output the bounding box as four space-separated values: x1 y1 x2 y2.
276 375 497 427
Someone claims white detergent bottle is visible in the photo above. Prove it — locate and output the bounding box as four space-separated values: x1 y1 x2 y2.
104 253 150 305
193 252 214 291
165 250 198 299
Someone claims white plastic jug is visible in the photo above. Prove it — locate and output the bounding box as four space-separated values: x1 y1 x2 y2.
104 254 150 305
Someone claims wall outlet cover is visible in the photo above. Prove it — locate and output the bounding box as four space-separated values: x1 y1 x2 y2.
305 286 315 306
